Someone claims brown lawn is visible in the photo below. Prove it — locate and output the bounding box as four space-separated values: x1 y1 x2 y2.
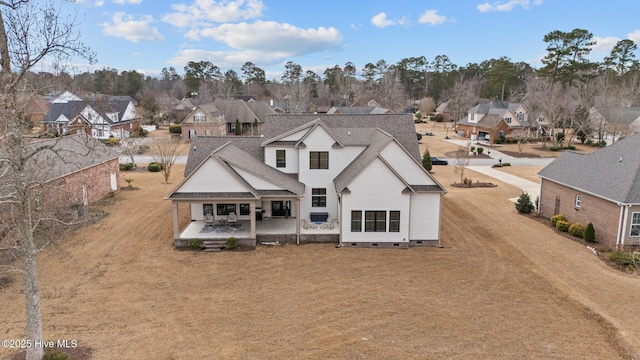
1 163 640 359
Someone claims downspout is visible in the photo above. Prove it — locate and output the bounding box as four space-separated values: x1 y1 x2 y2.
616 204 624 247
338 193 343 247
620 205 631 247
296 197 300 245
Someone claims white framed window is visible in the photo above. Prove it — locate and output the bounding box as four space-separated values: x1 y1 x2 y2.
575 194 582 208
631 212 640 237
505 117 512 124
470 114 475 121
517 112 524 121
194 113 206 123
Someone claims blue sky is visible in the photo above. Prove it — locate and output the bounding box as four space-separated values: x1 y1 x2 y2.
67 0 640 80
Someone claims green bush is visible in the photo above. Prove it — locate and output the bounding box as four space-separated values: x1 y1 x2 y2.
119 162 134 171
476 147 484 154
492 163 502 168
422 149 432 172
169 124 182 134
550 214 566 227
568 223 585 238
606 251 640 266
433 114 444 122
226 237 239 250
189 239 201 250
44 350 71 360
502 162 511 166
147 162 161 172
515 192 534 214
584 222 596 242
416 132 423 141
549 146 561 151
567 145 576 150
556 220 570 232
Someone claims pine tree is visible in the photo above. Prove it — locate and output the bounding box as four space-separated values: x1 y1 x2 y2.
422 149 432 172
584 222 596 242
515 192 534 214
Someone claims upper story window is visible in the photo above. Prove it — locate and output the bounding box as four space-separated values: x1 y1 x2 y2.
194 113 206 123
505 117 512 124
312 188 326 207
630 212 640 237
575 194 582 208
310 151 329 169
276 150 286 168
470 114 475 121
517 112 524 121
538 117 545 123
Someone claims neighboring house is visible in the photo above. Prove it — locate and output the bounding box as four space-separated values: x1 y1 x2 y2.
25 95 52 129
180 99 273 140
457 101 546 141
537 133 640 248
310 97 332 113
166 114 446 248
434 100 452 122
588 107 640 142
327 106 393 115
28 134 120 211
42 93 141 139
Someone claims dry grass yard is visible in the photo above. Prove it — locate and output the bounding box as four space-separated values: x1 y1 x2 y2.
2 158 640 360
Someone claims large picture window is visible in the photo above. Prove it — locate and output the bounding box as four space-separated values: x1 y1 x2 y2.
631 212 640 237
312 188 326 207
351 211 362 232
365 211 386 232
276 150 286 168
310 151 329 169
389 211 400 232
203 203 213 215
217 204 236 215
239 203 250 215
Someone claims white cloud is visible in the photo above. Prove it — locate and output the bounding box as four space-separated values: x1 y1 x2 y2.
94 0 105 6
627 30 640 44
168 48 285 68
101 13 165 43
418 10 447 25
163 0 265 28
593 36 621 54
187 21 342 55
113 0 142 4
477 0 542 13
371 12 396 28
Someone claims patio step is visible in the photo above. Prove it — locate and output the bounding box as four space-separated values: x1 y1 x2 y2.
201 240 227 251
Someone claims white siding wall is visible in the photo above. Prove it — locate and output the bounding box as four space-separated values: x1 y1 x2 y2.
264 147 299 173
179 158 248 193
123 102 139 121
379 141 436 185
409 193 441 241
340 158 410 243
232 166 283 190
297 126 364 220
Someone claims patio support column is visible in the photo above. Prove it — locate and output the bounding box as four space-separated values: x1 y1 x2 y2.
250 201 256 240
296 197 300 244
172 202 179 239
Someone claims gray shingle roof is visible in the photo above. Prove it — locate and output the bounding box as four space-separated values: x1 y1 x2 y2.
333 130 393 192
184 136 264 176
214 143 305 195
538 133 640 204
264 114 420 160
43 98 137 125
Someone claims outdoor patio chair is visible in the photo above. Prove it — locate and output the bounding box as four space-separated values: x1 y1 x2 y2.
204 213 214 227
227 212 238 226
303 219 313 229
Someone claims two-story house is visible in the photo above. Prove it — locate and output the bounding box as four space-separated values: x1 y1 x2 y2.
42 92 141 139
166 114 446 249
180 99 274 140
456 101 546 141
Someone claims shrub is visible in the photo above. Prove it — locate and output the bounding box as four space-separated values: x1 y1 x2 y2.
137 144 150 154
492 163 502 168
556 220 570 232
568 223 585 238
119 162 134 171
416 132 423 141
534 195 539 211
584 222 596 242
147 162 161 172
567 145 576 150
44 350 71 360
550 214 566 227
422 149 432 172
108 136 120 146
515 192 534 214
189 239 201 250
549 146 561 151
169 124 182 134
470 145 476 152
234 119 241 135
433 114 444 122
606 251 640 267
502 162 511 166
476 147 484 154
226 237 239 250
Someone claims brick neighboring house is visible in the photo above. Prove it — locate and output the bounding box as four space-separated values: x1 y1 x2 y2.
457 101 548 141
180 99 273 140
537 133 640 248
42 93 141 139
26 134 120 213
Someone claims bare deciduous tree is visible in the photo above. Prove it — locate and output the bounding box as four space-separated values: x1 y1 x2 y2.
510 128 529 154
0 1 94 359
454 145 471 184
150 137 182 184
